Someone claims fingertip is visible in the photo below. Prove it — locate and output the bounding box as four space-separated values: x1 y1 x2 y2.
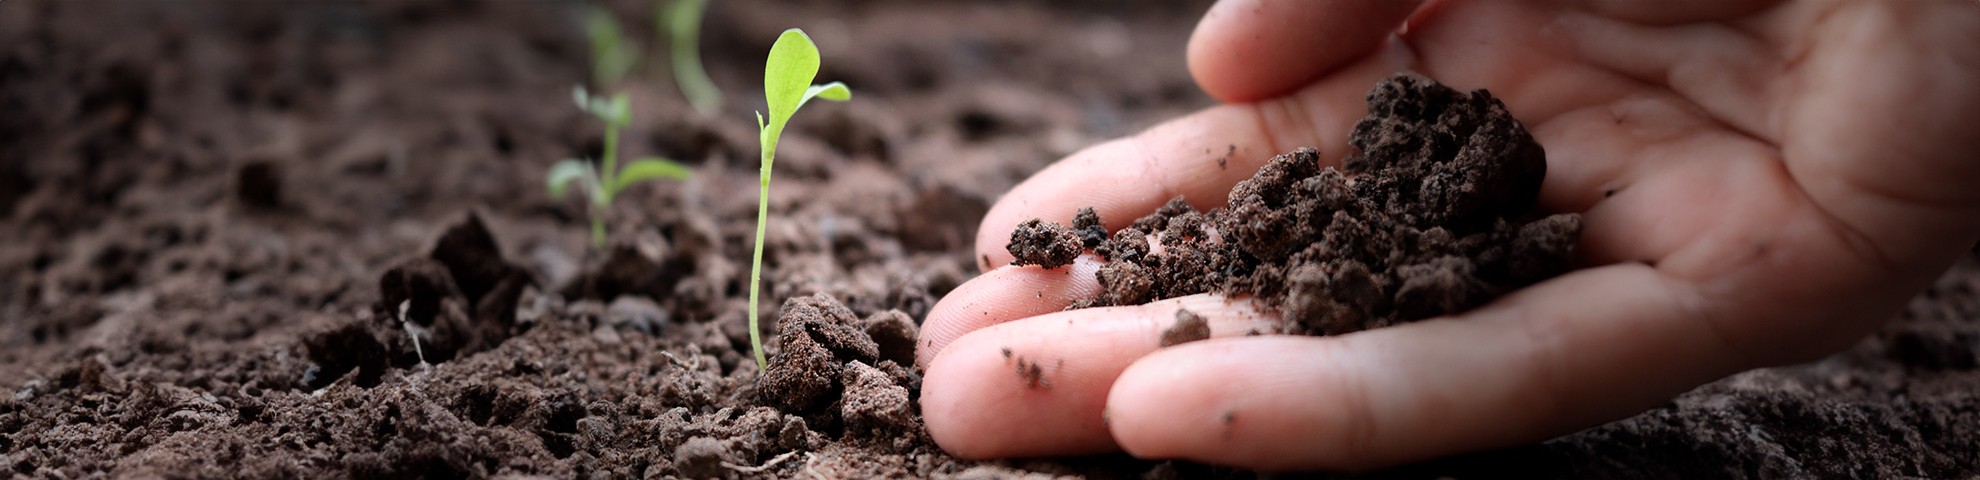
919 332 1036 459
920 312 1125 460
1187 0 1422 103
1571 0 1779 25
921 296 1280 460
971 138 1147 273
1107 337 1362 471
916 256 1106 367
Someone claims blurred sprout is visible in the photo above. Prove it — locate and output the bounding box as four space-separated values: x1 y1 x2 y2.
585 6 639 88
550 86 691 249
661 0 723 116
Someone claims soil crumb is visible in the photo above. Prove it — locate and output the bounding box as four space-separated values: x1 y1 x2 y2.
1014 355 1050 389
1069 75 1582 336
1006 218 1083 269
1072 206 1108 249
1160 308 1211 347
234 161 283 208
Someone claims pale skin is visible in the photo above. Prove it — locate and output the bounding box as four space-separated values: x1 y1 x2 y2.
914 0 1980 471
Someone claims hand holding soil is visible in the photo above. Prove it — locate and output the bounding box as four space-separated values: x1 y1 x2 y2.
917 0 1980 470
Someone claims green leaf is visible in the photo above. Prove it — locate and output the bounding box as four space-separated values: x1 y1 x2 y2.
665 0 722 117
573 85 590 111
799 81 850 108
664 0 707 36
607 92 632 126
585 8 622 50
756 111 768 145
763 28 821 131
547 159 596 199
811 82 851 101
587 98 610 119
611 157 691 194
586 7 637 87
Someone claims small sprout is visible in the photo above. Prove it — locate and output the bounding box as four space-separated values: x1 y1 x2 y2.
585 5 639 88
550 86 692 249
399 300 429 365
746 28 849 370
660 0 722 116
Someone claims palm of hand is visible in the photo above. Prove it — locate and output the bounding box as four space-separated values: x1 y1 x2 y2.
917 0 1980 470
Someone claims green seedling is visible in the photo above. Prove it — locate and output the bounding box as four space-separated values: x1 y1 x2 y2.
585 6 639 88
746 29 850 369
660 0 722 116
549 86 692 249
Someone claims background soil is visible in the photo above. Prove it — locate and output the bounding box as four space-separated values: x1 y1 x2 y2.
1 1 1975 479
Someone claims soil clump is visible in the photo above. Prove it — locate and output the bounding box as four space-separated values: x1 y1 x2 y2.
1159 308 1210 347
1006 218 1084 269
1042 75 1581 335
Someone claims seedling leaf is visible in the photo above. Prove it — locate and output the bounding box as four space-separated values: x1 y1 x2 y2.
585 6 638 88
552 85 685 248
662 0 705 41
607 92 632 126
800 82 850 107
763 28 820 136
547 159 596 201
613 158 691 193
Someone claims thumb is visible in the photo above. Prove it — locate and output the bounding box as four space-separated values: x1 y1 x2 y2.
1188 0 1423 103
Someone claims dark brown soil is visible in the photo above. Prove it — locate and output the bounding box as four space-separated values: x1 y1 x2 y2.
3 1 1978 479
1158 309 1209 348
1062 75 1581 336
1006 218 1084 270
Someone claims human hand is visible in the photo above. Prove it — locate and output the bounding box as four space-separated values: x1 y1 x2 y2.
914 0 1980 471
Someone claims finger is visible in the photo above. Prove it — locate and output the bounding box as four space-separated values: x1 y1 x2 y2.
1571 0 1778 26
1394 1 1852 279
1517 92 1902 360
1399 0 1644 123
1523 92 1790 270
917 255 1105 367
1549 10 1785 143
1104 265 1745 471
1509 0 1977 360
1493 0 1980 266
972 40 1416 271
1186 0 1423 103
1524 91 1700 215
919 295 1278 460
1764 2 1980 263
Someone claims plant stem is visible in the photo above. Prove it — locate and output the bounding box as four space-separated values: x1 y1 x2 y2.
591 111 623 250
665 0 721 117
602 119 621 194
590 214 607 249
747 148 772 370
